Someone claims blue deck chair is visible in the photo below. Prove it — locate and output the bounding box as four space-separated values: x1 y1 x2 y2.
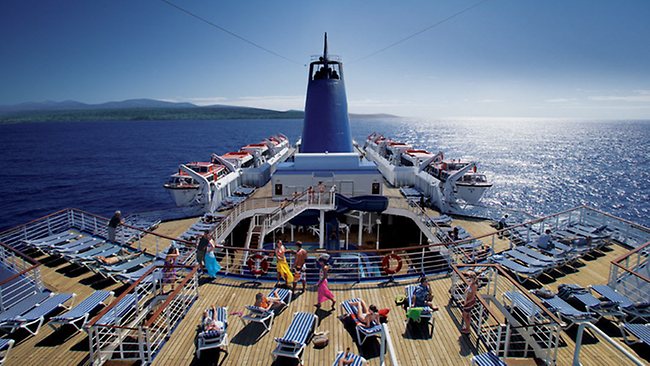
196 306 228 359
332 351 366 366
96 293 138 325
591 285 650 322
557 284 625 321
619 323 650 345
242 288 292 332
272 311 317 362
515 246 565 266
341 298 383 345
405 285 436 326
53 237 103 254
66 243 120 261
0 292 51 324
25 232 79 250
0 293 74 335
49 290 113 332
101 255 151 276
504 250 555 271
0 338 14 366
116 263 159 283
471 351 506 366
490 256 544 283
536 295 596 326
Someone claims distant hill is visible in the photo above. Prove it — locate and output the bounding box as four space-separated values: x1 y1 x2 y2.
0 98 398 123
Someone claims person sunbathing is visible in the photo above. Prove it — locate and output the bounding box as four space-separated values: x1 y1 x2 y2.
348 299 380 327
96 249 145 265
338 347 355 366
254 289 284 311
202 305 224 332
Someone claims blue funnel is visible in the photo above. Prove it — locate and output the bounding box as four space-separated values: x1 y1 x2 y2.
300 33 354 153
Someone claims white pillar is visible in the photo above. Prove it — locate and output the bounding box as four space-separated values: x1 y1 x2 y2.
319 210 325 249
358 211 364 248
290 225 294 242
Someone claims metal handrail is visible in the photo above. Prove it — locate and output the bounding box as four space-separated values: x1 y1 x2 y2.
144 265 197 328
572 322 645 366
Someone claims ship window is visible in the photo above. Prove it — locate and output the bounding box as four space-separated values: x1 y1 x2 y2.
371 182 380 195
312 63 341 80
275 184 283 195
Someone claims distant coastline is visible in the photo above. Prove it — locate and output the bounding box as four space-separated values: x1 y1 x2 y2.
0 98 398 123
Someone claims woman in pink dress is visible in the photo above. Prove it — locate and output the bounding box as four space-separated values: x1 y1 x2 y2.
315 254 336 310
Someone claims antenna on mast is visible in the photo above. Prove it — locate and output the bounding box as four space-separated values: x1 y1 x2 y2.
323 32 328 61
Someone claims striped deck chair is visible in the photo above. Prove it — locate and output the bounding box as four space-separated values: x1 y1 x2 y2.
272 312 317 362
489 256 544 283
0 293 74 335
332 351 366 366
0 292 51 324
49 290 113 332
471 351 506 366
196 306 228 359
242 288 292 332
341 299 383 345
405 285 436 327
0 339 14 366
96 293 138 325
591 285 650 322
619 323 650 345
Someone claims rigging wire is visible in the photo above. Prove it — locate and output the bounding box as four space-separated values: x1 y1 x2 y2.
350 0 490 64
158 0 302 65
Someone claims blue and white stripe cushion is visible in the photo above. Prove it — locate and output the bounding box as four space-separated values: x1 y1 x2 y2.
473 352 506 366
275 312 313 346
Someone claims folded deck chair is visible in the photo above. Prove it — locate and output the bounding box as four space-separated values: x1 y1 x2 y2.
0 293 74 335
619 323 650 345
272 311 317 362
196 306 228 359
341 298 383 345
591 285 650 322
49 290 113 332
0 338 14 366
471 351 506 366
0 292 51 324
332 351 366 366
490 256 544 283
242 288 292 332
536 294 596 326
405 285 436 326
96 293 138 325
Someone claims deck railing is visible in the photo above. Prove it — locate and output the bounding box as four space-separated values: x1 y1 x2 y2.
451 264 562 365
86 264 198 365
0 241 43 311
608 240 649 303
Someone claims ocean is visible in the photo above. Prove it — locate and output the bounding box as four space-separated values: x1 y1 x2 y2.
0 118 648 231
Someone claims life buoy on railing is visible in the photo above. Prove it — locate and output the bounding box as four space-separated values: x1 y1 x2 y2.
381 253 402 275
247 254 269 276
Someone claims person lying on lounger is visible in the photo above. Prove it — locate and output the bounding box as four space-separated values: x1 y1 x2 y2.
95 249 145 265
202 305 225 332
338 347 355 366
254 289 284 311
348 299 380 327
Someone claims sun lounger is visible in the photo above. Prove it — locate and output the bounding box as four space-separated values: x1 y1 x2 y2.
49 290 113 332
0 292 51 323
536 294 596 326
514 246 565 266
96 293 138 325
503 291 542 320
101 255 151 276
504 250 555 271
196 306 228 359
52 237 103 254
556 284 625 321
332 351 366 366
341 298 383 345
272 311 317 362
405 285 435 326
0 338 14 366
619 323 650 345
0 293 74 335
591 285 650 322
116 263 159 283
242 288 292 332
68 244 123 263
24 232 79 249
471 351 506 366
490 255 544 283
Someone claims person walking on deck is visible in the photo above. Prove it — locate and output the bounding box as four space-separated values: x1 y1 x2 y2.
274 240 294 286
204 236 221 278
292 241 308 293
196 231 210 272
315 254 336 310
107 210 123 243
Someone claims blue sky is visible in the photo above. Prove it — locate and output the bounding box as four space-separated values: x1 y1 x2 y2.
1 0 649 118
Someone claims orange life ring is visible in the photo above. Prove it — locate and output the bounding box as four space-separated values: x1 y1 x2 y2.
381 253 402 275
247 254 269 276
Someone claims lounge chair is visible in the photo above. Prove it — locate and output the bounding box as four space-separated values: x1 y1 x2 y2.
24 232 79 250
590 285 650 322
196 306 228 359
535 294 596 326
0 293 74 335
272 311 317 363
404 285 436 327
96 293 138 325
332 351 366 366
503 250 555 271
556 284 625 321
341 298 383 345
242 288 292 332
101 255 151 276
0 292 51 324
66 243 121 261
619 323 650 345
49 290 113 332
503 291 543 320
115 263 158 283
489 255 544 283
52 237 103 254
471 352 506 366
0 338 14 366
514 246 565 266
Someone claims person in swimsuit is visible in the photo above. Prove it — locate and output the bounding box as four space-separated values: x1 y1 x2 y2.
460 270 479 334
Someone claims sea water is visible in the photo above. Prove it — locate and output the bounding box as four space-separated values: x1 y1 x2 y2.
0 118 648 231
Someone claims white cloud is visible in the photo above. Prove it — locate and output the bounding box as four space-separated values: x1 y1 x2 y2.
477 98 504 103
545 98 573 103
589 90 650 103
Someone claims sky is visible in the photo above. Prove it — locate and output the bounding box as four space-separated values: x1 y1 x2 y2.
1 0 649 119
